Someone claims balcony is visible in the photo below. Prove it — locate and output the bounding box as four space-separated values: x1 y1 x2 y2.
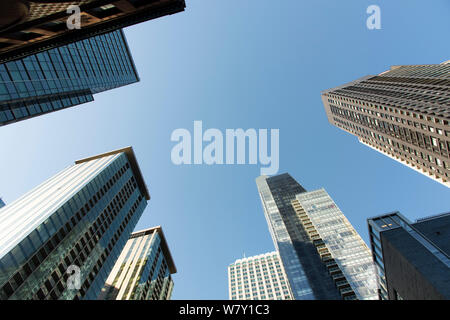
335 280 350 288
321 252 332 260
328 266 341 274
332 272 345 281
343 294 358 300
313 239 324 246
316 244 327 251
325 260 337 268
310 234 321 240
340 287 356 297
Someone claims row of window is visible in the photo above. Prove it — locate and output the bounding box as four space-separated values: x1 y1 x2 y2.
332 113 450 178
74 193 143 300
35 175 139 300
327 87 449 126
330 104 450 159
0 159 135 299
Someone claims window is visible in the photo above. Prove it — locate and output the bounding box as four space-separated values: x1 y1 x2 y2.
431 137 438 147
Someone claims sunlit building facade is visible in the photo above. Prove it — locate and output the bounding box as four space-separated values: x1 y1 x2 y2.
0 146 150 300
99 226 176 300
321 61 450 187
228 252 293 300
293 189 378 300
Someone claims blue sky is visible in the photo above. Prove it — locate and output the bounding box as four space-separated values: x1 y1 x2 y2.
1 0 450 299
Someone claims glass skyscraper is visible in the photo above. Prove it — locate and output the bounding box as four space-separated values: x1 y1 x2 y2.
0 198 4 209
256 174 378 300
99 226 176 300
228 252 293 300
0 29 139 126
293 190 378 300
0 146 150 300
256 174 336 300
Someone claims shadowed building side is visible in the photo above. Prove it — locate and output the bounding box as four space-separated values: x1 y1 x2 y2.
0 0 186 63
368 211 450 300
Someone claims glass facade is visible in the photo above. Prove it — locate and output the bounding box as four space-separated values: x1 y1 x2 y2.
99 227 176 300
294 189 378 300
367 212 409 300
0 198 4 209
0 29 138 126
257 174 379 300
228 252 293 300
368 211 450 300
256 174 340 300
0 147 149 300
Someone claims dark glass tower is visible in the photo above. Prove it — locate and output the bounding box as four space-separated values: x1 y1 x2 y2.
99 226 176 300
256 174 341 300
256 174 379 300
0 198 4 209
0 29 139 126
0 146 150 300
368 211 450 300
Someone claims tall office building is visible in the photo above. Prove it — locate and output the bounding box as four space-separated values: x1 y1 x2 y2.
228 252 293 300
256 174 378 300
0 0 186 63
0 146 150 300
321 61 450 187
0 29 139 126
0 198 5 209
368 211 450 300
99 226 176 300
292 190 378 300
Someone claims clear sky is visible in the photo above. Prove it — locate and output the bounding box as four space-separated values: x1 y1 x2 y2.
0 0 449 300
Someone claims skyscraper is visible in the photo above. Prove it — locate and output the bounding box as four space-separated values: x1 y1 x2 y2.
0 0 186 63
256 174 378 300
256 174 322 300
0 29 139 126
228 252 293 300
99 226 176 300
292 189 378 300
0 146 150 300
321 61 450 187
368 211 450 300
0 198 5 209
